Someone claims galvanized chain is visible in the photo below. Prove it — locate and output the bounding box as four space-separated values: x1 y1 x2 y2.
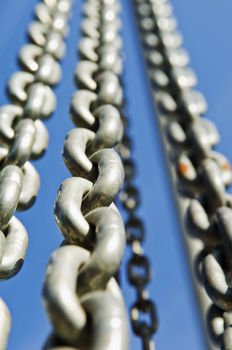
42 0 129 349
0 0 73 348
117 114 158 348
134 0 232 348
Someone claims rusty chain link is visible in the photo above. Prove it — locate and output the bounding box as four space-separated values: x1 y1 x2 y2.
0 0 73 348
42 0 130 349
133 0 232 348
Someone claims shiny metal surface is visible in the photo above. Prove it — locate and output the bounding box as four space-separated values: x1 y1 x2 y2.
134 0 232 348
0 0 73 347
43 0 129 349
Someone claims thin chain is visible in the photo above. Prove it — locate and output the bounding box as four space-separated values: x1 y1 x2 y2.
42 0 129 349
117 115 158 349
0 0 73 348
134 0 232 348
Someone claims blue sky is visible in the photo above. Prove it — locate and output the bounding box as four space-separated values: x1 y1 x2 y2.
0 0 232 349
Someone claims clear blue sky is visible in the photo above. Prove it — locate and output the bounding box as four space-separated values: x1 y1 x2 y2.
0 0 232 349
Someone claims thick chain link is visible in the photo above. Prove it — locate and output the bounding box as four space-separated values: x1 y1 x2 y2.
0 0 73 348
117 114 158 348
134 0 232 348
42 0 129 349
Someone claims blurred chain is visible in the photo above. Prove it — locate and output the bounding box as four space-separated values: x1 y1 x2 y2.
117 116 158 348
42 0 130 349
0 0 73 348
133 0 232 348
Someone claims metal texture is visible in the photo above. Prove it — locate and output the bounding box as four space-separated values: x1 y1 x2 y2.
133 0 232 348
117 103 158 348
43 0 129 349
0 0 73 347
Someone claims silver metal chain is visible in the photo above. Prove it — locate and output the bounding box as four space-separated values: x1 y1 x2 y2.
42 0 129 349
0 0 73 348
134 0 232 348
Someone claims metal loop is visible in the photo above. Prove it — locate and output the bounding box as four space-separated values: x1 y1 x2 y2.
24 83 56 120
201 159 225 212
190 119 220 159
98 45 123 75
8 71 34 103
0 105 23 145
80 149 124 214
166 47 190 67
19 44 43 73
128 253 151 288
187 199 221 246
126 216 145 244
131 298 158 338
31 119 49 159
0 165 23 231
35 3 53 25
171 66 197 89
63 128 95 175
45 31 66 60
0 299 11 350
0 216 28 280
35 54 62 85
78 37 99 62
80 289 128 350
81 18 100 40
120 184 140 210
181 89 208 118
75 60 98 91
78 206 126 294
96 71 123 106
4 119 36 167
51 11 69 36
43 245 89 343
28 21 48 47
70 90 97 127
55 177 93 243
203 208 232 311
167 120 187 145
87 104 123 154
18 161 40 211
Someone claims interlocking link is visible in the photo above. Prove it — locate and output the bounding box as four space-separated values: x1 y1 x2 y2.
117 115 158 349
42 0 129 349
133 0 232 348
0 0 73 347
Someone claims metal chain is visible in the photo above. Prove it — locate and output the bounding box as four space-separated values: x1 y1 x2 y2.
133 0 232 348
0 0 73 348
42 0 130 349
117 113 158 348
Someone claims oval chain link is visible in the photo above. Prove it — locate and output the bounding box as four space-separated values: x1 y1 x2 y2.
117 112 158 348
134 0 232 348
42 0 130 349
0 0 73 348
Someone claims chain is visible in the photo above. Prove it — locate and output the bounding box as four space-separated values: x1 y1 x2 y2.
0 0 73 348
117 112 158 348
133 0 232 348
42 0 130 349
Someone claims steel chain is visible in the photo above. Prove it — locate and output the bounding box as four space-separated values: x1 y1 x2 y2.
117 116 158 349
42 0 129 349
0 0 73 348
134 0 232 348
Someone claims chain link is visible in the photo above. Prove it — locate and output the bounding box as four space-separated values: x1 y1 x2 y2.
134 0 232 348
117 116 158 348
42 0 130 349
0 0 73 348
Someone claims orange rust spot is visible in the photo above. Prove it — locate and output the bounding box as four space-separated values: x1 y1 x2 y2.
223 162 231 170
178 162 189 175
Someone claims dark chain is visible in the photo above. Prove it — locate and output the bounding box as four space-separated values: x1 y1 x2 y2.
117 115 158 349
